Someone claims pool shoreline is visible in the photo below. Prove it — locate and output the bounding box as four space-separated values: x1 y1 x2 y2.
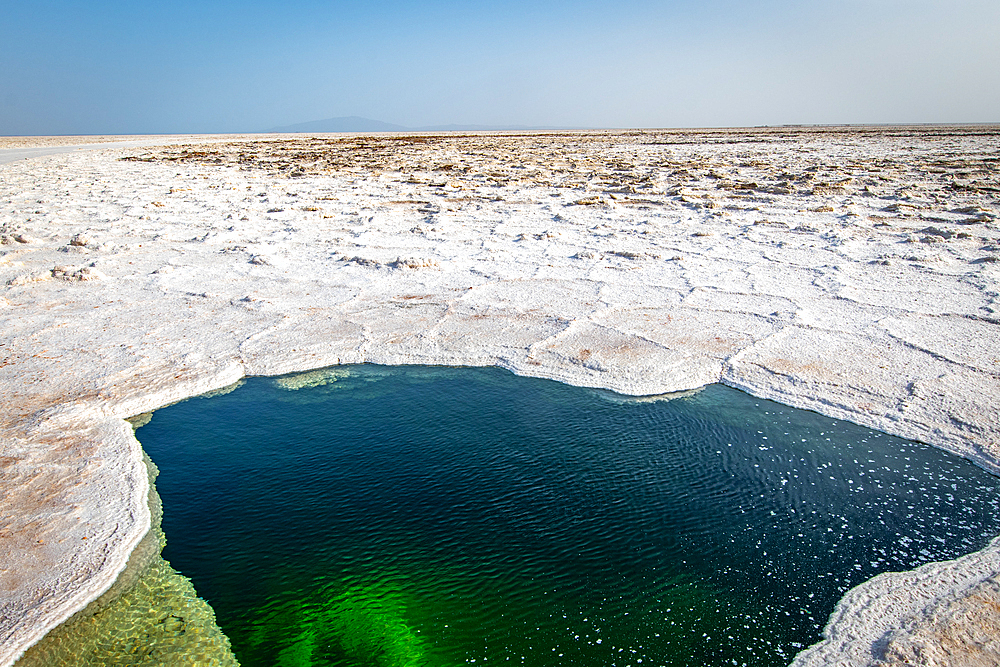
2 127 999 665
6 361 1000 667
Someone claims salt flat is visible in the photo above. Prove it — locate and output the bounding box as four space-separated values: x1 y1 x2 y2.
1 127 998 665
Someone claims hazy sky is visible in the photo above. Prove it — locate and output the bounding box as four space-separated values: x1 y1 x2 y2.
2 0 998 134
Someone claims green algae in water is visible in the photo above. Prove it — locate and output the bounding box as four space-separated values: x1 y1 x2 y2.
245 581 437 667
135 365 1000 666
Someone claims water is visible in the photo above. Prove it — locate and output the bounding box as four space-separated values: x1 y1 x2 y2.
135 365 1000 667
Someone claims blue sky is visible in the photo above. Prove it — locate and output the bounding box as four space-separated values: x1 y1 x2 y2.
1 0 998 134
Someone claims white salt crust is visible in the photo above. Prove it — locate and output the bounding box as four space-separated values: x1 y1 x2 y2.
791 536 1000 666
1 128 998 666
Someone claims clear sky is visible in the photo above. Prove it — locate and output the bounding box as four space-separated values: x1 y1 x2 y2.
2 0 998 135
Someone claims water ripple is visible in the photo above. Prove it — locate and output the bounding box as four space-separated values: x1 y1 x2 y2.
138 365 1000 667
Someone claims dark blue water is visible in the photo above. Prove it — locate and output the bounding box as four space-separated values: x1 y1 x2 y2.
136 365 1000 667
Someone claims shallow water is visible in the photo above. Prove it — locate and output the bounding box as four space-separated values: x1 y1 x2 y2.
136 365 1000 667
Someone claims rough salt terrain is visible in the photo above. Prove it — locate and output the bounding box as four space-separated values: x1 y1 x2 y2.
1 126 999 666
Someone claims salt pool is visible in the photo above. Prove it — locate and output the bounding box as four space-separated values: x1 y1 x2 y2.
135 365 1000 667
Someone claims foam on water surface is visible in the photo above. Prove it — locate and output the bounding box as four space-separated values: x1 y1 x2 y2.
121 365 1000 667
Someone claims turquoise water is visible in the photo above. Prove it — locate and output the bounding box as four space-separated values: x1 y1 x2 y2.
136 365 1000 667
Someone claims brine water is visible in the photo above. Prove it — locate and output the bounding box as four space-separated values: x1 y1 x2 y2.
134 365 1000 667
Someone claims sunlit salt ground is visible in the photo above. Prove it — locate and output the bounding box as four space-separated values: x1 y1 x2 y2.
135 366 1000 667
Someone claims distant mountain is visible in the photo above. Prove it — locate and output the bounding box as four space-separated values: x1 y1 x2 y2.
266 116 585 133
267 116 409 133
414 123 578 131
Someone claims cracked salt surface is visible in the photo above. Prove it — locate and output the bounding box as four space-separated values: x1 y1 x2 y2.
1 126 999 666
